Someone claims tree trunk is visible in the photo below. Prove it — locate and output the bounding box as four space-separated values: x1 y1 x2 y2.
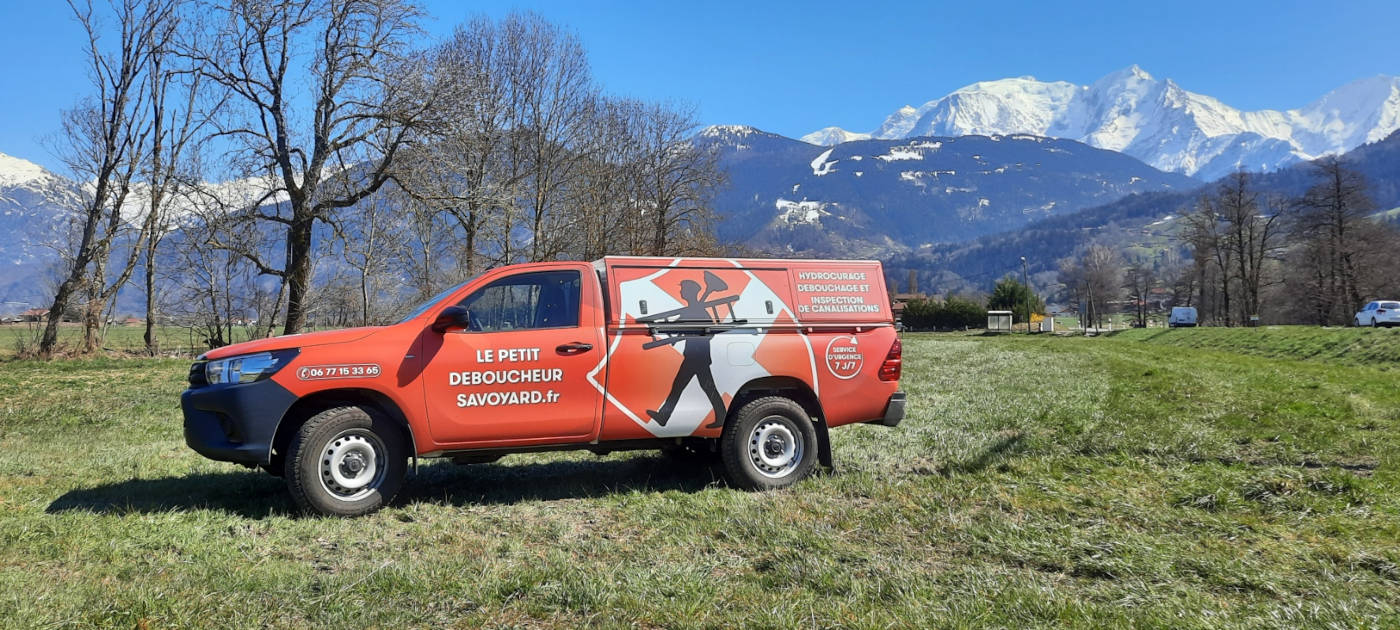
144 248 157 355
360 269 370 326
40 276 83 357
83 296 103 354
282 215 315 335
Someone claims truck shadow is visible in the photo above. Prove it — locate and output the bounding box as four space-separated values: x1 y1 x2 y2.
46 454 719 519
46 471 293 518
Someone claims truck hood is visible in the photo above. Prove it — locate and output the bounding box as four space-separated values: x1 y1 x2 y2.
200 326 384 360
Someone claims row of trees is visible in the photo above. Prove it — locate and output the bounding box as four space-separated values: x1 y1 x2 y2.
1054 160 1400 327
1175 161 1397 326
38 1 725 357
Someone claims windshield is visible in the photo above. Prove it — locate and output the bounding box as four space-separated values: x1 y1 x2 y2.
396 280 473 324
1382 302 1400 309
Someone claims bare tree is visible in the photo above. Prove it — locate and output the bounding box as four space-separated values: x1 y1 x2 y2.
505 12 597 264
394 199 455 302
1212 172 1285 324
575 98 646 258
1058 245 1122 330
1123 263 1155 327
139 7 216 354
188 0 428 334
395 16 519 275
161 206 258 349
40 0 175 357
340 190 398 324
631 102 725 256
1291 158 1377 323
1182 188 1234 325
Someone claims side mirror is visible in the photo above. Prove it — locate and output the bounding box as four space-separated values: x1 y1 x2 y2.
431 305 471 333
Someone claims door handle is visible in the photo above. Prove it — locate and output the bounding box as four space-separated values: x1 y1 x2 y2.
556 342 593 355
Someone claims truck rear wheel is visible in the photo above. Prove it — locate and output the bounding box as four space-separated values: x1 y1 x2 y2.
284 405 406 517
720 396 818 491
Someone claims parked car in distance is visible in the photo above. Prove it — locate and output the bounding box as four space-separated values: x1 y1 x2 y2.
1168 306 1198 328
1354 300 1400 327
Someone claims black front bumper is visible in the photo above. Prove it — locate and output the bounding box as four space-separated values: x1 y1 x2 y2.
868 392 905 427
182 378 299 466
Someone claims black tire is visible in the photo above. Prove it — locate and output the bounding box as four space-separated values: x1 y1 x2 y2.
284 405 407 517
719 396 818 491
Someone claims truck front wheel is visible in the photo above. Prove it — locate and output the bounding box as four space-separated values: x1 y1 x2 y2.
284 405 406 517
720 397 818 491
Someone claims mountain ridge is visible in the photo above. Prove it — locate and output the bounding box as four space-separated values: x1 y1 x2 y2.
886 128 1400 296
801 66 1400 181
695 128 1197 256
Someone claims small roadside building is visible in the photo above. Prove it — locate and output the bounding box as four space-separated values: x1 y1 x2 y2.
987 310 1013 333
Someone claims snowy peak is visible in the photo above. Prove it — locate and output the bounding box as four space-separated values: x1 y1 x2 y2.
800 126 871 146
1097 64 1153 84
907 77 1080 140
698 124 763 138
695 124 804 150
804 67 1400 181
872 105 921 139
1294 75 1400 152
0 152 53 188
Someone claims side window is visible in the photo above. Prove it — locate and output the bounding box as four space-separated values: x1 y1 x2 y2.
458 270 581 332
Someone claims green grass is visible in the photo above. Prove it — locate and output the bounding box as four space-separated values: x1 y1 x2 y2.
0 323 226 358
2 333 1399 627
0 323 334 358
1110 324 1400 368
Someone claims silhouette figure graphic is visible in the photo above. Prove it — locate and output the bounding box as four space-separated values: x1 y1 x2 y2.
645 279 728 429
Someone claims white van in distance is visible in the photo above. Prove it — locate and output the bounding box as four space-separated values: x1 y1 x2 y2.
1169 307 1198 328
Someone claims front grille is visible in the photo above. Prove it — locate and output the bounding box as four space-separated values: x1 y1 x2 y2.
188 362 208 387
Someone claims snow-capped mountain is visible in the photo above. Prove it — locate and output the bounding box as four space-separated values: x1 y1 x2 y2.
806 66 1400 181
695 125 1197 256
0 152 84 313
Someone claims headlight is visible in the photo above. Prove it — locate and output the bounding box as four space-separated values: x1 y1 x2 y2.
203 350 297 385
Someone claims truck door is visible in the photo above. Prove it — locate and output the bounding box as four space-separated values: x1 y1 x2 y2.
420 264 605 445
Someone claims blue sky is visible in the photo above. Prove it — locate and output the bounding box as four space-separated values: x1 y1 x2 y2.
2 0 1396 170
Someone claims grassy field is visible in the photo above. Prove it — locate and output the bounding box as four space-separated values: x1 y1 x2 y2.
1 331 1398 627
0 323 334 358
0 323 230 358
1110 325 1400 368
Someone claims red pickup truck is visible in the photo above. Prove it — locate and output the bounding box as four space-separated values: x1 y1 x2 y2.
183 256 904 515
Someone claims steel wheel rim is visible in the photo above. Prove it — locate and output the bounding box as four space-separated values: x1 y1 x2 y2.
319 429 387 501
748 416 802 479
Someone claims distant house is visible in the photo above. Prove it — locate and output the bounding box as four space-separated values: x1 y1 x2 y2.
1147 287 1173 311
21 308 49 322
121 317 144 326
890 292 926 320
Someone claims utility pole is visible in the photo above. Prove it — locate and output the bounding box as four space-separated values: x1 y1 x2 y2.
1020 256 1031 334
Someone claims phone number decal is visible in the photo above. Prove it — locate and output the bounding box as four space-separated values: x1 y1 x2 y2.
297 363 382 380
